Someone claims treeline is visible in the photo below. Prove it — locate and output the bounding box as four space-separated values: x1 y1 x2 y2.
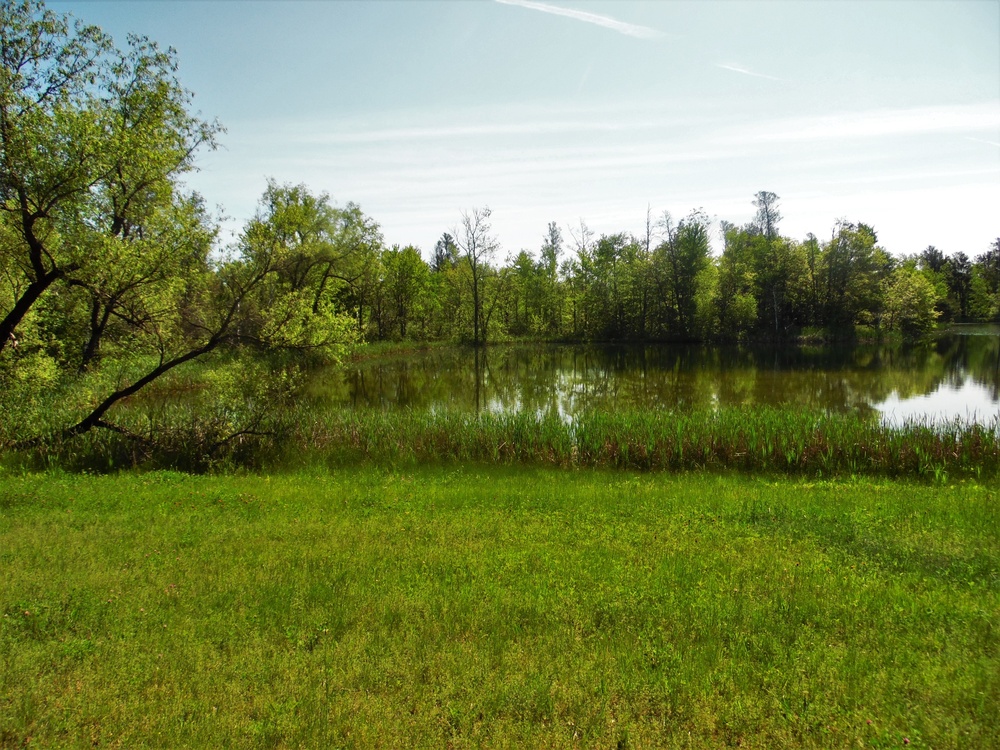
346 196 1000 345
1 0 998 449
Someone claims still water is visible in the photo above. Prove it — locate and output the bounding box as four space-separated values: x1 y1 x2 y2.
312 326 1000 426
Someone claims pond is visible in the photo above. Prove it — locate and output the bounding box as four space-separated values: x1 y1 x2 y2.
310 326 1000 426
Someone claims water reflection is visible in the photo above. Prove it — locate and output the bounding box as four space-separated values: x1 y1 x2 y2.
310 326 1000 425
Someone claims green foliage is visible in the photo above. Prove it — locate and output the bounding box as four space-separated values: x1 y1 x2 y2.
380 244 431 339
0 0 221 357
651 210 711 339
883 266 941 340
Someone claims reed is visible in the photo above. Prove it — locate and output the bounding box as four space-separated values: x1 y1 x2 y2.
292 407 999 481
7 402 999 479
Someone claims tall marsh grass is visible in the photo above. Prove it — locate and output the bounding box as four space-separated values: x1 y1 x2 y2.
298 408 999 480
7 398 999 478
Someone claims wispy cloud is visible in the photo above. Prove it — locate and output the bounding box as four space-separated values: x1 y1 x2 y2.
966 136 1000 148
495 0 663 40
289 120 642 145
745 103 1000 144
194 99 1000 258
715 63 781 81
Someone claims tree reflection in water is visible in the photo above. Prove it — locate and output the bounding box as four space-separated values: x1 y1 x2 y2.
315 327 1000 426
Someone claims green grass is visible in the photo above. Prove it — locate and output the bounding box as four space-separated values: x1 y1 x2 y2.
2 468 998 747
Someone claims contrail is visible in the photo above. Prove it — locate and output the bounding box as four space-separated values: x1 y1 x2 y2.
716 63 781 82
965 136 1000 148
495 0 663 40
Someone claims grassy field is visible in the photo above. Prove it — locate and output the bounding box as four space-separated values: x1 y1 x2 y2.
2 468 997 748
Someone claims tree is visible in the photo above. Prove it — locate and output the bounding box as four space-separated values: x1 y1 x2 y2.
714 220 758 338
0 1 219 356
538 221 564 335
432 232 458 272
236 182 365 350
752 191 781 240
578 232 630 339
382 244 429 339
454 207 499 345
747 192 805 335
977 239 1000 294
1 4 354 452
884 264 940 340
70 193 216 371
974 239 1000 320
540 222 561 275
820 221 890 330
563 220 594 337
944 251 973 321
241 181 383 342
919 245 946 274
503 249 537 335
652 209 710 339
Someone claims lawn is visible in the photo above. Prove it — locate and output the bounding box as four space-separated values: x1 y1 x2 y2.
1 468 997 747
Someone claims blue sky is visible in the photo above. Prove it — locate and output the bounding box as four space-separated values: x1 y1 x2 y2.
54 0 999 258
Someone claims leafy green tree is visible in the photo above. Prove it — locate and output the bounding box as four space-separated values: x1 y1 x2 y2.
915 246 952 321
651 210 711 339
714 221 758 339
883 264 941 339
752 191 781 240
503 249 538 335
819 221 891 331
744 193 810 335
538 222 565 336
0 1 219 356
1 5 355 450
801 233 823 326
919 245 946 274
240 181 384 340
974 239 1000 321
236 183 361 352
968 265 995 321
578 232 630 339
69 193 216 371
978 239 1000 293
944 251 973 321
381 244 430 339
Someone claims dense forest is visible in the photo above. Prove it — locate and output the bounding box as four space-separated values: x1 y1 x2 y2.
2 0 998 446
343 200 1000 346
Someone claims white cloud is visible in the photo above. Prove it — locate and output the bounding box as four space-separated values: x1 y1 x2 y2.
188 99 1000 259
494 0 663 39
966 136 1000 148
715 63 782 81
285 120 642 145
743 103 1000 144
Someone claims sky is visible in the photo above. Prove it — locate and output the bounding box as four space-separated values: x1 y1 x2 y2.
53 0 1000 259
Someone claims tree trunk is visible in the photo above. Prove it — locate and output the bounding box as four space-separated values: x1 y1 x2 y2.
0 269 64 356
79 297 113 372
